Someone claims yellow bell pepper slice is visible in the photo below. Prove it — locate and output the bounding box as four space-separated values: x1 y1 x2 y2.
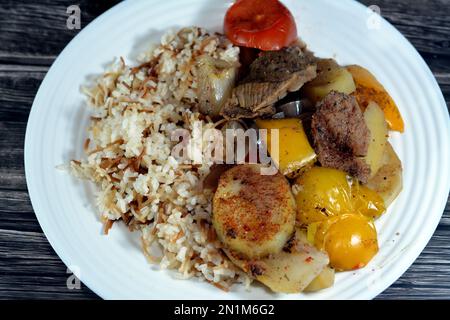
255 118 316 178
347 65 404 132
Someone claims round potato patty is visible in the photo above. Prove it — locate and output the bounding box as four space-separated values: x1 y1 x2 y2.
212 164 297 259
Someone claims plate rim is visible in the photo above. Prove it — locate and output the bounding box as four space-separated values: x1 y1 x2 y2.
24 0 450 300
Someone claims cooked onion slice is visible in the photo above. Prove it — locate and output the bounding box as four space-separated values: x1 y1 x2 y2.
197 55 238 117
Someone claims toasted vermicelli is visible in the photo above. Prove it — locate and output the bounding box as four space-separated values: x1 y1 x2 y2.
70 27 251 288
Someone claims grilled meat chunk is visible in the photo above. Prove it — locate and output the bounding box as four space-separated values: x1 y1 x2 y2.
222 46 317 119
311 91 371 182
243 46 316 83
220 103 276 120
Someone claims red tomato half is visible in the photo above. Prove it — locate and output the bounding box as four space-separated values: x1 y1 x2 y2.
224 0 298 51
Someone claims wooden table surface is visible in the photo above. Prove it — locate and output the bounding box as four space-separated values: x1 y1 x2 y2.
0 0 449 300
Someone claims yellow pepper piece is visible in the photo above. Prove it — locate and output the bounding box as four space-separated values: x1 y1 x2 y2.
347 65 404 132
255 118 316 178
351 181 386 219
293 167 386 224
297 167 385 271
294 167 354 224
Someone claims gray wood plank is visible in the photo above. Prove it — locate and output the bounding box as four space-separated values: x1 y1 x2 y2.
0 226 449 299
0 190 39 233
0 0 449 300
0 0 120 65
0 121 27 191
0 0 448 63
359 0 450 56
0 229 97 299
0 65 47 122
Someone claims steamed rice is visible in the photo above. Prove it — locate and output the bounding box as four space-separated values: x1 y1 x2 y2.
70 27 251 289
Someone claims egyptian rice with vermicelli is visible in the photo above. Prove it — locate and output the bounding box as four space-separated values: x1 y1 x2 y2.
70 27 251 289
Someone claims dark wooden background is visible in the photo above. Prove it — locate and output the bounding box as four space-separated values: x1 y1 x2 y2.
0 0 449 300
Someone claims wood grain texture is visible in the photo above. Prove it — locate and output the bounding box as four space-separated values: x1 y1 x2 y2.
360 0 450 55
0 0 449 300
0 0 121 65
0 65 47 121
0 229 97 299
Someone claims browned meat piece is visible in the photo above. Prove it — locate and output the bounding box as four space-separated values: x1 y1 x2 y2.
220 103 275 120
311 91 371 182
221 46 317 120
314 92 369 155
243 46 316 83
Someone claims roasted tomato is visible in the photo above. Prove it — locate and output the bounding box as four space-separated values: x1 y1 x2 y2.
310 214 379 271
224 0 298 51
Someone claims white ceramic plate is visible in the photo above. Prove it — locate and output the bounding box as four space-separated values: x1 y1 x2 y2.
25 0 450 299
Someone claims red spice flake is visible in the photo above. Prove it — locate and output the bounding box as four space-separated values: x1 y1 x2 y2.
305 256 314 263
352 262 366 270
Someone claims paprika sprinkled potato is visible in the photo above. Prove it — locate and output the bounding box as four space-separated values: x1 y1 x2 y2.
212 164 297 259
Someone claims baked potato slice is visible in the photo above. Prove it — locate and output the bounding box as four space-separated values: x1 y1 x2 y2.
302 67 356 104
212 164 297 259
304 266 335 292
363 101 388 178
365 142 403 207
225 228 330 293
